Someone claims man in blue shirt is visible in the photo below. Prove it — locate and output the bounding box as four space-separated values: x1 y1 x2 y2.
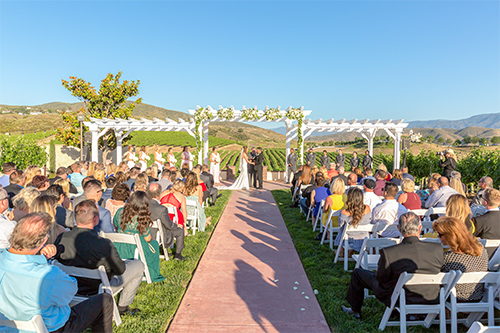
0 212 113 332
68 162 85 192
0 163 15 188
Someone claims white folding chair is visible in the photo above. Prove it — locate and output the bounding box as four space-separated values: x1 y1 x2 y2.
352 237 400 271
430 206 446 215
467 322 500 333
0 315 48 333
374 222 401 239
489 245 500 272
421 221 434 235
306 201 314 222
320 209 342 246
410 209 428 220
99 232 152 284
379 271 457 333
312 199 325 232
447 271 500 333
51 261 122 326
163 204 179 224
334 223 378 271
479 239 500 257
185 199 199 235
151 219 168 261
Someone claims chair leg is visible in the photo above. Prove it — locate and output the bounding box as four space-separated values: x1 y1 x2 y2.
378 308 392 331
321 220 330 245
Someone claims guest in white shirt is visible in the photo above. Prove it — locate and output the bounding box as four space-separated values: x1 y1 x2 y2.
425 177 459 208
371 182 407 238
0 187 16 248
363 179 382 210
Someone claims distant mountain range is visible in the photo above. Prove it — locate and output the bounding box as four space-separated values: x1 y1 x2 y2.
407 113 500 129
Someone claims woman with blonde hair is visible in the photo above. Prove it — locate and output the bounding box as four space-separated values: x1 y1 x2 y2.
139 146 150 172
106 163 117 178
117 161 129 173
24 165 41 186
134 173 149 192
11 187 40 221
167 147 177 168
94 169 106 189
318 178 347 240
184 172 211 231
377 163 392 181
153 144 165 172
311 165 319 177
161 179 188 235
297 165 314 188
87 161 97 177
353 167 363 184
450 177 466 196
53 178 73 210
446 194 473 233
397 179 421 210
391 169 403 187
30 195 65 244
433 216 488 301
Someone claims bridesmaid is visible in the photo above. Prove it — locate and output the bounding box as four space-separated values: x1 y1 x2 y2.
126 145 138 170
138 146 150 172
167 147 177 168
153 145 165 172
181 146 192 170
209 147 221 183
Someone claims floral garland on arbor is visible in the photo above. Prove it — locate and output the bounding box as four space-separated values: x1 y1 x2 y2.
286 107 305 149
194 107 214 158
241 107 260 121
263 108 282 121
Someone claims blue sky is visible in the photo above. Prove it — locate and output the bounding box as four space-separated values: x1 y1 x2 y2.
0 0 498 129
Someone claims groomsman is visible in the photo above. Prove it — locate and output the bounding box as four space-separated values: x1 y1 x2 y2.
286 148 297 183
248 147 257 187
363 150 373 171
254 147 264 189
335 149 345 169
320 150 330 168
306 148 316 167
350 151 359 171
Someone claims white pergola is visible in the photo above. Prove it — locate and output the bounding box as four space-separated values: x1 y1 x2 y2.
187 106 312 172
84 117 196 163
302 118 408 170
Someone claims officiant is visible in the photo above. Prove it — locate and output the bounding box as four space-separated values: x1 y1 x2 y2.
248 147 257 188
254 147 264 189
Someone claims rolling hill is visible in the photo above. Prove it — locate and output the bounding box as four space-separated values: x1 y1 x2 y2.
408 113 500 129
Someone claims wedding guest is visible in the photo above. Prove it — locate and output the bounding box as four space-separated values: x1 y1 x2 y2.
449 177 466 197
471 176 493 206
0 162 15 187
115 171 128 184
472 188 500 251
49 167 76 194
201 164 220 206
371 182 407 238
113 191 165 282
106 162 117 178
378 163 392 181
4 170 26 208
80 161 89 176
363 179 382 210
145 167 158 183
161 180 187 233
353 167 363 184
134 173 149 192
24 165 41 187
117 161 129 173
391 169 403 187
397 179 421 210
30 195 66 244
360 167 376 184
124 167 141 191
157 169 172 192
425 177 459 208
433 216 488 301
373 170 387 197
94 169 106 188
446 194 473 233
310 176 331 225
184 172 212 231
318 178 346 240
101 176 117 205
11 187 40 222
401 166 414 181
332 166 347 186
328 163 339 179
68 162 85 190
31 175 50 191
83 180 114 233
45 184 75 229
105 182 130 220
0 187 16 249
53 178 73 210
87 161 96 177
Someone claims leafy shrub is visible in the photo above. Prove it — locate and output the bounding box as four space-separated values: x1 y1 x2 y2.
0 137 47 171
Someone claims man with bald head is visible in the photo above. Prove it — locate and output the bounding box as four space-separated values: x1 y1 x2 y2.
146 183 185 260
425 176 459 208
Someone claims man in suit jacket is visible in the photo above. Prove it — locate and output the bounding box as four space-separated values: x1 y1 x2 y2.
335 149 345 169
147 183 185 260
473 188 500 256
200 164 219 205
342 212 444 319
306 149 316 167
362 150 373 171
350 152 359 171
320 150 330 168
254 147 264 189
4 170 25 208
286 148 298 184
248 147 257 188
49 167 78 194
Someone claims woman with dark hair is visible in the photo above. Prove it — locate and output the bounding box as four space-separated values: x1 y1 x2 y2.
310 176 331 223
353 167 364 184
184 172 211 231
297 165 314 188
433 216 488 301
105 182 130 219
113 191 164 282
333 187 372 254
181 146 193 170
391 169 403 187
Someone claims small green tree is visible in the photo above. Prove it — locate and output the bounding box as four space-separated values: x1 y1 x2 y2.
491 136 500 144
0 137 47 170
437 137 445 144
445 138 452 145
453 139 462 146
479 138 488 145
57 71 142 153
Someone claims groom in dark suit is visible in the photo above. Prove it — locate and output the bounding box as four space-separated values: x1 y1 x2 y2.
254 147 264 189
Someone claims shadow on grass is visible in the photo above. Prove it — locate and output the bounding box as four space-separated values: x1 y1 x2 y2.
114 190 232 333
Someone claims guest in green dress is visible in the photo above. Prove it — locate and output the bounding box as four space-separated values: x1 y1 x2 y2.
113 191 165 282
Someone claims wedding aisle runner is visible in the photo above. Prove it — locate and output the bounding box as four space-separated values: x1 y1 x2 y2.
168 185 330 332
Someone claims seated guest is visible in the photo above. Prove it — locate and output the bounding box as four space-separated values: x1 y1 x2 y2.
342 212 444 319
49 166 78 194
334 187 372 254
94 169 106 189
191 166 209 202
397 179 421 210
446 194 473 233
318 178 346 240
299 177 318 215
184 172 212 231
425 177 459 208
472 188 500 254
401 166 414 181
4 170 26 208
291 165 304 191
373 170 387 196
68 162 85 190
0 162 15 187
433 216 488 301
360 167 376 185
161 179 187 233
180 168 190 182
157 169 172 192
377 163 392 181
80 161 89 176
24 165 41 187
471 176 493 206
145 167 158 183
296 165 314 189
55 201 143 316
10 187 40 222
106 162 117 178
146 183 185 260
115 171 128 184
83 180 114 233
353 167 363 184
105 182 130 220
200 164 220 206
391 169 403 187
72 176 97 208
0 212 113 332
417 177 439 207
133 173 149 192
30 195 66 244
54 178 73 210
113 191 165 282
332 166 347 186
124 167 141 191
346 173 358 188
31 175 50 192
117 161 129 174
0 187 16 249
310 176 331 223
449 177 466 197
45 184 75 229
327 163 338 180
101 176 117 205
363 179 382 210
371 182 408 238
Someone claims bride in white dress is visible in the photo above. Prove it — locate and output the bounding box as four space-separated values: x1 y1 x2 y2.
218 146 253 190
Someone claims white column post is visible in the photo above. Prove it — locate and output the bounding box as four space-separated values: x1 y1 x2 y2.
394 129 403 170
300 121 305 165
203 121 209 165
91 130 99 162
115 130 123 163
285 119 291 182
367 128 377 157
197 121 203 165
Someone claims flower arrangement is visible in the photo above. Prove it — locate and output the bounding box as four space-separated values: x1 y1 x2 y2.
241 107 260 121
263 107 283 121
285 107 305 150
217 107 234 120
194 107 214 161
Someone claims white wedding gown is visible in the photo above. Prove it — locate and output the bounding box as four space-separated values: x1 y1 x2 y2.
218 150 249 190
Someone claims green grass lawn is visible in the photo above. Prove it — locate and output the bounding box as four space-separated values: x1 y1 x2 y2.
114 190 232 332
271 189 470 333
